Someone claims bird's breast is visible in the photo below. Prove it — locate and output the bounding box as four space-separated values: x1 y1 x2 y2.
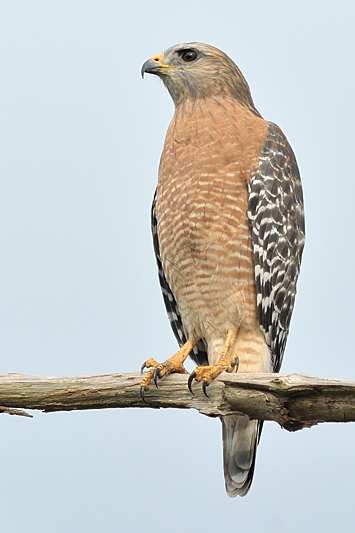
155 98 268 334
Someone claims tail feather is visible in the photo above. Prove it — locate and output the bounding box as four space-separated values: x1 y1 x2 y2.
221 415 262 497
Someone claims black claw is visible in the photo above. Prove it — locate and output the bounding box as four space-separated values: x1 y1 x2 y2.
140 386 146 402
153 367 161 388
140 362 147 374
234 356 240 373
188 371 196 394
202 381 209 398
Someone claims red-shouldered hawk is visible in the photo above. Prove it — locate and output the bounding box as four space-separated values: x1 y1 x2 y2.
140 42 305 497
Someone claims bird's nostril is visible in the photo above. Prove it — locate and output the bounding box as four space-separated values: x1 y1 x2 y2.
153 56 160 62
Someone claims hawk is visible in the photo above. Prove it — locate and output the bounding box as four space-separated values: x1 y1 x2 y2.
140 43 305 496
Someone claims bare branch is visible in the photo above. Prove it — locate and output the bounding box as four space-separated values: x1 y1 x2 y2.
0 372 354 431
0 405 33 418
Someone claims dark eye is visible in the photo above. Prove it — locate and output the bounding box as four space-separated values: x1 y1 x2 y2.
178 49 198 62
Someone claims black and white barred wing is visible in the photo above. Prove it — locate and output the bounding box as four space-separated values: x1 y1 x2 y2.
151 192 208 366
247 123 305 372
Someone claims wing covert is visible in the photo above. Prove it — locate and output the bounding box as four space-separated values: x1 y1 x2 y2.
247 123 305 371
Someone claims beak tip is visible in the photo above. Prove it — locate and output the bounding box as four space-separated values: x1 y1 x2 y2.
141 58 163 79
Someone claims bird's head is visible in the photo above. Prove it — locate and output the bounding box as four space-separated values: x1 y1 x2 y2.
141 42 255 108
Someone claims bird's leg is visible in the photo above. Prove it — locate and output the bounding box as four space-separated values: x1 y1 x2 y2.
188 328 239 397
140 339 196 400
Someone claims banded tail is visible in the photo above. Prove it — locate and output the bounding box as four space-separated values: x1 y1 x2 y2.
221 414 262 497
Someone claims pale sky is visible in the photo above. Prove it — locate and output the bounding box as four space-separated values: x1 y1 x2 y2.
0 1 354 532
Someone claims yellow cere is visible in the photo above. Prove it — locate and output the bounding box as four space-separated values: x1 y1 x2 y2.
150 54 170 68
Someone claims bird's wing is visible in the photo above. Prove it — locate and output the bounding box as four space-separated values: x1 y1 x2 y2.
151 191 208 365
247 122 305 371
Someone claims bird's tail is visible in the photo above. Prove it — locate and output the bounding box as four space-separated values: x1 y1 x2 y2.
221 414 262 497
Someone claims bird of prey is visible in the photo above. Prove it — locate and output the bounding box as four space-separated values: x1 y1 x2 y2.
140 42 305 497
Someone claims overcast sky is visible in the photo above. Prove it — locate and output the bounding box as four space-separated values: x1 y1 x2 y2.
0 1 354 532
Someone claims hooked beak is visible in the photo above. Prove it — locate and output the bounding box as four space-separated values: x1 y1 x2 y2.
141 55 170 78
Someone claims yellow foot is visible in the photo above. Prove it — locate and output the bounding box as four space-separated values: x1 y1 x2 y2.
188 356 239 397
188 328 239 397
139 340 195 402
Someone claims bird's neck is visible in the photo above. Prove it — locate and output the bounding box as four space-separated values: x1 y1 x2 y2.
169 96 260 145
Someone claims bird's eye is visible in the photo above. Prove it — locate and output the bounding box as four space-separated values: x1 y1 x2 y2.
178 49 198 62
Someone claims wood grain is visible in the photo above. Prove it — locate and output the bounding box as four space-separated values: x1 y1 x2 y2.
0 372 354 431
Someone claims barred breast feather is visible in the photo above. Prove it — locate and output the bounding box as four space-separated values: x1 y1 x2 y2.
151 192 208 365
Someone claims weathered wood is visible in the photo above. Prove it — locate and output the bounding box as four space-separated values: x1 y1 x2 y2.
0 371 354 431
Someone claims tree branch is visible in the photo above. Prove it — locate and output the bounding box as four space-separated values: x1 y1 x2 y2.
0 371 354 430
